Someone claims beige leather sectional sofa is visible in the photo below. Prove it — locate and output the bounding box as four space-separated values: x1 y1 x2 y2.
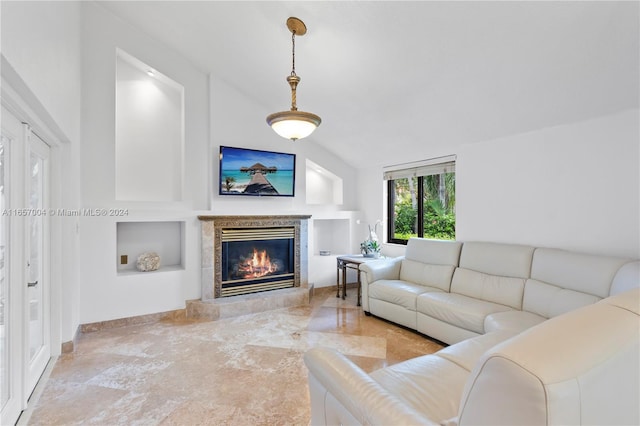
304 238 640 425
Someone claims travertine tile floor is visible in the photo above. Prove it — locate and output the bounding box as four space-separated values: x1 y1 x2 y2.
24 288 444 425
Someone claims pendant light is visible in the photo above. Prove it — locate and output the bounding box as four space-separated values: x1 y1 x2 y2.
266 17 321 141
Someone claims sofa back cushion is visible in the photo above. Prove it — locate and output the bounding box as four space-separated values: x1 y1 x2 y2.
451 269 526 309
458 288 640 426
400 260 456 292
404 238 462 265
522 249 632 317
457 242 535 279
450 242 535 309
529 248 628 299
399 238 463 291
523 279 601 318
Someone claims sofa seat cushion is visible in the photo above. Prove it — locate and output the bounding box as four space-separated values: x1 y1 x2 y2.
369 279 443 310
417 292 513 334
436 330 518 371
484 310 546 333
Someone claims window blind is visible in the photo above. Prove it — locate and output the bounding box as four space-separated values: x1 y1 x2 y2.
383 155 456 180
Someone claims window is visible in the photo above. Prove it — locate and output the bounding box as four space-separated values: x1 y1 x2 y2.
385 156 456 244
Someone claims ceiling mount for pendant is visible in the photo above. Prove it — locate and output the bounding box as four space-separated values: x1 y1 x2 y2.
286 17 307 36
266 17 321 141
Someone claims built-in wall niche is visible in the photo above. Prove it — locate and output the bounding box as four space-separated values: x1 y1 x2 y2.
309 217 356 287
116 221 185 274
115 48 184 202
305 159 343 205
312 218 351 256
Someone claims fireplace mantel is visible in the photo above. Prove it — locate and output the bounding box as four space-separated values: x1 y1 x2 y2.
198 215 310 300
198 215 311 224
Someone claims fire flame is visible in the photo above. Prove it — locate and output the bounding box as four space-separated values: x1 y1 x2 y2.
238 248 278 278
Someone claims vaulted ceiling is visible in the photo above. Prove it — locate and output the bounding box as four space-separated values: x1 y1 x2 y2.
97 1 639 168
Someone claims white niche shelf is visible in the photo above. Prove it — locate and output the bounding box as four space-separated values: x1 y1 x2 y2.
312 218 351 256
309 216 356 288
116 221 185 275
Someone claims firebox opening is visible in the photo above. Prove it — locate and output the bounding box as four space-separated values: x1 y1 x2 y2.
220 227 295 297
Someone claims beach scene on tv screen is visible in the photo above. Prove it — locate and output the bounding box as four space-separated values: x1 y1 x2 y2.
220 147 295 196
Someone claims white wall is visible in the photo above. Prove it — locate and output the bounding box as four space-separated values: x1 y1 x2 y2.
80 2 209 210
1 1 82 143
457 110 639 259
208 76 359 215
78 2 362 323
208 63 362 290
357 166 407 257
78 2 209 323
361 110 639 260
1 1 83 347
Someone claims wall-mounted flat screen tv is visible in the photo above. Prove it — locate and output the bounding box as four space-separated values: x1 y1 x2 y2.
219 146 296 197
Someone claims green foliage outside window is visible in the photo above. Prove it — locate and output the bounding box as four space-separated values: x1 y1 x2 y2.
424 199 456 240
393 200 417 237
390 172 455 242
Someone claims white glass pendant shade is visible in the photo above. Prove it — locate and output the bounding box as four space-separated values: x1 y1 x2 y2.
266 110 321 141
267 17 321 141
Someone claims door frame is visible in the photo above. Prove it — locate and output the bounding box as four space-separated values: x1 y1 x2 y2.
1 105 26 426
1 56 64 418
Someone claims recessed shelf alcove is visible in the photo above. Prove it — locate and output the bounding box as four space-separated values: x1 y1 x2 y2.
115 48 185 202
116 221 185 274
312 218 351 256
305 159 343 205
308 213 359 287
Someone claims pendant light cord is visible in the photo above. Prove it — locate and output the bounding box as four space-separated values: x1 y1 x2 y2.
288 30 299 111
291 31 297 76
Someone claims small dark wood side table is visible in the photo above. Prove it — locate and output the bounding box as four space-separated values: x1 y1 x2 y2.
336 254 384 306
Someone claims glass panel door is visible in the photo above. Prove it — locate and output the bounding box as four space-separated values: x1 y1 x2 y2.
0 109 51 424
26 133 50 395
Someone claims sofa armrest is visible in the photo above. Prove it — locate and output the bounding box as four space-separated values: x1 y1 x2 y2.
360 256 403 284
359 257 403 311
304 347 436 426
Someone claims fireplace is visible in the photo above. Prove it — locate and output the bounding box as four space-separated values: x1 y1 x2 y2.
199 215 310 300
220 227 295 296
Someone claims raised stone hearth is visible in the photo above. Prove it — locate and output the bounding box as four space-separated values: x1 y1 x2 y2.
186 286 310 321
188 215 311 320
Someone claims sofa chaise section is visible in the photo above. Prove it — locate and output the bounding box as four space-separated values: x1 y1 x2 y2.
458 288 640 426
305 329 517 425
304 288 640 425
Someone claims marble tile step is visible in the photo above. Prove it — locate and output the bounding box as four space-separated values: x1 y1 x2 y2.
186 286 311 321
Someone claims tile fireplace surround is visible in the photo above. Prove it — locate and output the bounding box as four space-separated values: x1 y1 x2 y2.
189 215 311 321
